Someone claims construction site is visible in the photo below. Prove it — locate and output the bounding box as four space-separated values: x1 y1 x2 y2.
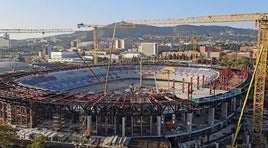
0 12 267 148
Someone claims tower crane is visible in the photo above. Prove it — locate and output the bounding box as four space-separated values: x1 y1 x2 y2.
127 12 268 147
0 29 74 34
77 22 136 65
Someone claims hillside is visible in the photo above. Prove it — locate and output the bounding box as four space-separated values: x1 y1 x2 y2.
51 24 257 43
10 24 256 51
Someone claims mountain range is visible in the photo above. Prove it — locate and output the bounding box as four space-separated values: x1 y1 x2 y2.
50 24 257 44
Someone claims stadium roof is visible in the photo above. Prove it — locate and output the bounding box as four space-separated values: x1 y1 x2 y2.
0 61 32 74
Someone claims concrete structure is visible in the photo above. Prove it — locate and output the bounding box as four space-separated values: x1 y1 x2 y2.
114 39 125 49
122 52 142 59
161 50 200 59
240 46 254 52
252 48 258 59
71 39 80 47
237 52 252 58
158 44 171 54
40 44 53 61
138 43 158 56
77 42 93 50
204 51 223 59
0 61 32 74
199 46 222 56
98 54 120 61
48 51 80 63
0 64 249 147
0 33 10 48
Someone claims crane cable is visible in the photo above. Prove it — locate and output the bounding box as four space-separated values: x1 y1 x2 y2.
231 45 264 147
104 23 117 94
75 51 106 90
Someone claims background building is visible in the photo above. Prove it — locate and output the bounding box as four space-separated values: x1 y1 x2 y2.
40 44 53 61
138 43 158 56
0 33 10 48
237 52 252 58
48 51 80 63
71 39 80 47
158 44 172 54
114 39 125 49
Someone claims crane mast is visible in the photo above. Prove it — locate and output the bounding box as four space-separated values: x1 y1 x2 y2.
127 12 268 147
252 20 268 146
77 22 136 65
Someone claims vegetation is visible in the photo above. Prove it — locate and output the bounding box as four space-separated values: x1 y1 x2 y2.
27 134 48 148
220 56 253 69
0 122 18 147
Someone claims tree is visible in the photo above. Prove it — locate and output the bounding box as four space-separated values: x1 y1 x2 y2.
0 122 18 147
211 57 217 65
27 134 48 148
198 57 206 64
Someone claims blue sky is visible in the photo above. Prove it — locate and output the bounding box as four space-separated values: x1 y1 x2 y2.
0 0 267 39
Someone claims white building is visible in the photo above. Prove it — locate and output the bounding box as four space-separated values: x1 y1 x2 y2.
114 39 125 49
48 52 80 63
98 54 120 61
237 52 252 58
0 33 10 48
122 52 142 59
77 41 93 50
138 43 158 56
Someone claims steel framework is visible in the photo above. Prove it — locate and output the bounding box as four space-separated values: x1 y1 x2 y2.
127 12 268 146
252 20 268 146
0 65 247 138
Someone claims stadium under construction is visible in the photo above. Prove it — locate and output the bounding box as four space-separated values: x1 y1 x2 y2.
0 63 249 147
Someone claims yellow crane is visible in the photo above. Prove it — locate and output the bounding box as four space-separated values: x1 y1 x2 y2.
77 22 136 65
127 12 268 147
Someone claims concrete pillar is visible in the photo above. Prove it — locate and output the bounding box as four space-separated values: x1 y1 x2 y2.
122 116 126 137
246 134 250 145
25 107 28 127
197 76 200 90
131 116 133 136
240 99 242 108
87 115 92 136
208 108 215 125
209 80 212 95
114 116 117 135
105 116 108 135
182 112 186 123
202 75 205 86
29 109 33 128
187 83 190 100
190 77 193 93
187 112 193 132
140 116 143 135
150 115 153 135
172 114 176 124
157 116 161 136
96 116 98 135
182 78 185 93
233 97 237 111
215 142 219 148
221 102 228 119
